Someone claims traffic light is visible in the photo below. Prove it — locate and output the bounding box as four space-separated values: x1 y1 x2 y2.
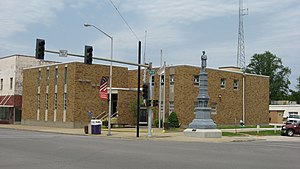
35 39 45 59
84 45 93 64
147 100 152 107
142 83 149 100
153 100 159 107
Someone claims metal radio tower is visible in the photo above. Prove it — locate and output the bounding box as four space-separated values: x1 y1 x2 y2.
237 0 248 71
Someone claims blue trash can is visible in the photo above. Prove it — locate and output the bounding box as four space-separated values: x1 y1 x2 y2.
91 119 102 134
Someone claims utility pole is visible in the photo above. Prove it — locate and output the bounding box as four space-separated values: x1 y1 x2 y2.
137 41 141 137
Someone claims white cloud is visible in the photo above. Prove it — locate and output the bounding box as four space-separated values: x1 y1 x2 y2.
121 0 237 25
0 0 64 39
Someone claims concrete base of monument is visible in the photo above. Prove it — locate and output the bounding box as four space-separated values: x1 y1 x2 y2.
183 128 222 138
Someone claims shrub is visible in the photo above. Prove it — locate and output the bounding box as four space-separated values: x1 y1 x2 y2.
168 112 180 128
154 119 159 128
154 119 164 128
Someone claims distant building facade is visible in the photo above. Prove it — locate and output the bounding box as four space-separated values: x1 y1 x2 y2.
0 55 56 124
22 62 270 128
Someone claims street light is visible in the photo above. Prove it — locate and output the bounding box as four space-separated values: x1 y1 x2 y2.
84 23 113 136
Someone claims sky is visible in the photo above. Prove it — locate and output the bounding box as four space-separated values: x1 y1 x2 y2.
0 0 299 89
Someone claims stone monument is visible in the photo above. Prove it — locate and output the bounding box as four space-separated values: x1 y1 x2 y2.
184 51 222 138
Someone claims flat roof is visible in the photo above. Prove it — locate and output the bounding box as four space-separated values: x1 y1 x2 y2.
23 61 127 70
0 54 60 64
145 64 269 78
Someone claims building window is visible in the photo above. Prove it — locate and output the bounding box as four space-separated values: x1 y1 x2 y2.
194 75 199 86
289 112 298 116
38 70 41 86
54 93 57 110
10 77 13 90
0 78 3 90
55 67 58 85
63 93 67 110
211 102 217 114
169 101 174 113
46 68 50 86
37 94 40 110
64 67 68 85
234 80 238 90
45 94 48 110
170 74 175 85
220 78 226 89
161 75 164 85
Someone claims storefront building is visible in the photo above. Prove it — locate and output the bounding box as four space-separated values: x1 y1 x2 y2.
0 55 56 124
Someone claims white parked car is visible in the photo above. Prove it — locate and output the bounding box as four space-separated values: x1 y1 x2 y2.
286 114 300 124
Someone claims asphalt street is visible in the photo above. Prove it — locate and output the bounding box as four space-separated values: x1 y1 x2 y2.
0 128 299 169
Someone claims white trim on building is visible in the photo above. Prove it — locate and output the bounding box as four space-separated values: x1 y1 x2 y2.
269 104 300 118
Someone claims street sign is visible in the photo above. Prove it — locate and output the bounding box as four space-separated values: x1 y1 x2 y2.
149 70 155 75
59 50 68 57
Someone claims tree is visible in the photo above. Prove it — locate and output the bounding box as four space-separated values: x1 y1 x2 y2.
246 51 291 101
289 76 300 104
296 76 300 91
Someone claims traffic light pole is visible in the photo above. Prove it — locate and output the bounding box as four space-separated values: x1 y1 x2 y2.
137 41 141 138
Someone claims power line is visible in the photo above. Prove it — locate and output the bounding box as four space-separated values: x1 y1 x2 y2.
109 0 139 40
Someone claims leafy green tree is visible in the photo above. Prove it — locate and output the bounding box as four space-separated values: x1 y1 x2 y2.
296 76 300 91
289 76 300 104
246 51 291 101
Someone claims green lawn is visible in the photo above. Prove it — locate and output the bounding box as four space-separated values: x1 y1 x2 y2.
217 125 273 129
240 130 281 136
222 132 245 137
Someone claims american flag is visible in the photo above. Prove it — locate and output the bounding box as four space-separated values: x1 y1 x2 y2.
99 76 109 99
100 76 108 92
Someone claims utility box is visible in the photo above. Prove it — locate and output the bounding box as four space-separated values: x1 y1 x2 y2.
91 119 102 134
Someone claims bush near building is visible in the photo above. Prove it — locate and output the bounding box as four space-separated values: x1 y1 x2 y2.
168 112 180 128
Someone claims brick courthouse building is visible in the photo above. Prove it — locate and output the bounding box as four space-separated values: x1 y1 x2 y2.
22 62 269 128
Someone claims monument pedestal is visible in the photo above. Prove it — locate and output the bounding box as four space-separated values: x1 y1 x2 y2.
183 128 222 138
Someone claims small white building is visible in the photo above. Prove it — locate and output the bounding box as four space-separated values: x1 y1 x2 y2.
269 101 300 123
0 55 57 124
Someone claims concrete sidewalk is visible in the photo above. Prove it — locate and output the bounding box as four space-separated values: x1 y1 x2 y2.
0 124 298 143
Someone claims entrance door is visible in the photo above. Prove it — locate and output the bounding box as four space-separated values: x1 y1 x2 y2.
0 107 13 124
139 107 147 125
111 94 118 117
